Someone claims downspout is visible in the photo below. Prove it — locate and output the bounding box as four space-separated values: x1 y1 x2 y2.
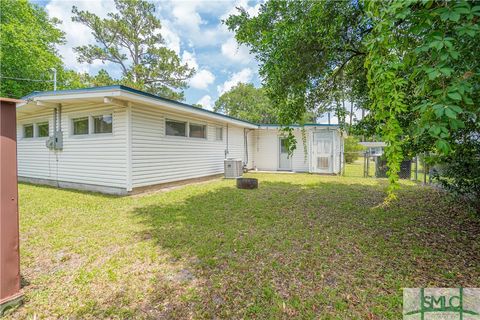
57 104 62 132
243 128 253 168
52 107 59 187
225 124 229 158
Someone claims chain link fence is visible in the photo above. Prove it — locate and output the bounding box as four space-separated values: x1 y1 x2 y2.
342 151 431 183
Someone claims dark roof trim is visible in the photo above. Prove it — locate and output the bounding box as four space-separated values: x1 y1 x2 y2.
21 85 339 128
22 85 259 126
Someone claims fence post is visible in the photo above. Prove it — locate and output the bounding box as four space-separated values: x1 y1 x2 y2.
423 153 427 185
0 98 24 315
414 156 418 181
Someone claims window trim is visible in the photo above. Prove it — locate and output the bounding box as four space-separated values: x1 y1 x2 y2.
215 126 223 141
69 111 114 138
72 116 90 136
92 114 113 134
36 121 50 138
164 117 211 140
188 122 207 139
23 124 34 139
165 118 188 137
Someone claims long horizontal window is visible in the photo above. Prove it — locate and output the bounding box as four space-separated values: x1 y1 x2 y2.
189 123 206 139
166 119 187 137
72 114 113 136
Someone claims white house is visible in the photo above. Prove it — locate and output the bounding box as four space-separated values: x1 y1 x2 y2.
16 86 343 194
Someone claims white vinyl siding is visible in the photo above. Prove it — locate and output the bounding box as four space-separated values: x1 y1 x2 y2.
17 109 53 179
253 128 309 172
131 104 247 188
17 103 128 189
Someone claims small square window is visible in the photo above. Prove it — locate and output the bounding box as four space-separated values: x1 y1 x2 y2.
166 119 187 136
23 124 34 138
189 123 206 139
38 122 49 137
215 127 223 141
72 117 89 135
93 114 112 134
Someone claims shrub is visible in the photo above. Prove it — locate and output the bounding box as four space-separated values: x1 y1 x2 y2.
344 137 365 164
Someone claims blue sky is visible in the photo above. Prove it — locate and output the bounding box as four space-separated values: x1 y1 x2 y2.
34 0 263 110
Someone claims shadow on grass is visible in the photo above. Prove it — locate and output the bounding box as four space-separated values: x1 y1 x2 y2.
129 179 480 319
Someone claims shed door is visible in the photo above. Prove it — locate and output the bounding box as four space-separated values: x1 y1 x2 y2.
313 133 333 173
278 138 292 170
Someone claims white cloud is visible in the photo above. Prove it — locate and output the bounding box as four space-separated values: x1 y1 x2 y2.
181 50 199 70
217 68 253 95
221 37 252 64
160 24 181 54
46 0 119 75
171 2 204 33
220 0 262 21
182 50 215 89
197 95 214 110
190 69 215 90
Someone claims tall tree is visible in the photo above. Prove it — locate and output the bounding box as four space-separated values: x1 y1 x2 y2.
214 83 278 124
0 0 65 98
72 0 194 100
226 0 370 143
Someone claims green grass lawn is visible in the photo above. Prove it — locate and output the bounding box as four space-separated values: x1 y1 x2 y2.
6 172 480 319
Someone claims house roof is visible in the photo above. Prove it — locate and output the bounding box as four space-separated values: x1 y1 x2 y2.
359 141 386 148
19 85 339 129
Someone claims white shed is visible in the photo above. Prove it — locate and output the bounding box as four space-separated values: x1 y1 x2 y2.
16 86 343 194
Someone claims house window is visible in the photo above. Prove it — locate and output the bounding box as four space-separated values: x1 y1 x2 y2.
72 117 89 135
166 119 187 137
37 122 49 137
23 124 34 138
93 114 112 134
215 127 223 141
189 123 206 139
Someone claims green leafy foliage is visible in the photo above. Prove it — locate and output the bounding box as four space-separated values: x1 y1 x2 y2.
432 130 480 213
72 0 194 100
214 83 278 124
364 0 480 199
0 0 65 98
226 0 370 148
229 0 480 203
344 137 366 164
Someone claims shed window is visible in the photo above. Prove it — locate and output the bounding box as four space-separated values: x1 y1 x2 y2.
166 119 187 137
189 123 206 139
93 114 112 134
215 127 223 141
72 117 89 135
37 122 49 137
23 124 34 138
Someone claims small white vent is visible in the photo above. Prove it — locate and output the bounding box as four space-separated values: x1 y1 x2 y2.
224 158 243 178
317 156 329 169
